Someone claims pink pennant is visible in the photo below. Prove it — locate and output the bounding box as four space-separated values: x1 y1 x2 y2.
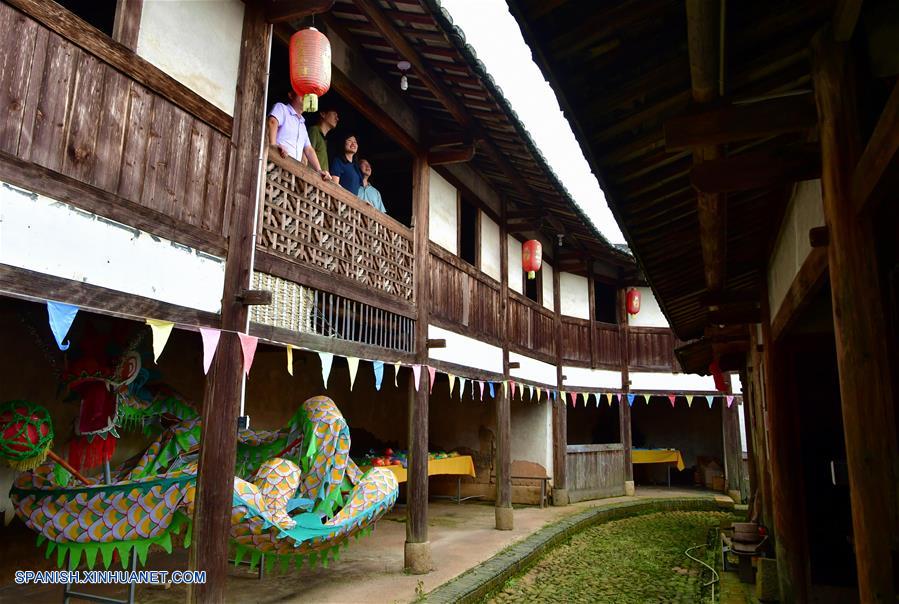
510 380 517 399
569 391 576 407
199 327 221 374
668 394 676 408
427 366 436 394
412 364 422 391
238 333 258 376
726 395 734 408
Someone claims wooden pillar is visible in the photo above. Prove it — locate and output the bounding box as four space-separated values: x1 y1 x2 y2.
405 152 431 573
617 288 633 493
721 391 744 501
551 245 568 504
762 303 811 602
495 197 512 529
747 327 774 528
188 6 270 603
587 267 596 368
812 29 899 603
740 365 761 520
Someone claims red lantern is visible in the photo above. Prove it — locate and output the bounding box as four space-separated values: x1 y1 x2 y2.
522 240 543 279
626 288 641 315
289 27 331 113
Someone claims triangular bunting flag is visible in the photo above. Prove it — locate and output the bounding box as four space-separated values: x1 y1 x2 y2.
510 381 517 399
726 395 734 408
448 373 457 396
347 357 360 391
488 381 495 398
199 327 221 374
320 352 334 387
477 380 485 400
373 361 384 391
412 364 422 391
668 394 676 408
536 386 542 400
146 319 175 363
569 391 576 407
459 377 467 399
706 395 714 408
394 362 401 388
427 366 436 394
46 301 78 351
627 394 636 407
238 334 258 376
285 344 294 376
686 394 694 407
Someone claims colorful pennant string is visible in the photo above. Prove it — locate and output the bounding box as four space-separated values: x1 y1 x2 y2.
627 393 636 407
199 327 221 375
706 395 714 408
668 394 676 408
319 352 334 387
488 381 495 398
427 366 436 394
459 377 467 399
448 373 457 396
347 357 360 391
686 394 694 407
47 301 78 351
412 364 422 392
145 319 174 363
726 395 734 408
373 361 384 391
237 334 258 376
285 343 294 376
394 362 401 388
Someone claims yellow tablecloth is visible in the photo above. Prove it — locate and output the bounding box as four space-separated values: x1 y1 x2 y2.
362 455 476 484
631 448 685 471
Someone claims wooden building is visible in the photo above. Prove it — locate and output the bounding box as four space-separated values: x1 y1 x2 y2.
0 0 742 600
509 0 899 601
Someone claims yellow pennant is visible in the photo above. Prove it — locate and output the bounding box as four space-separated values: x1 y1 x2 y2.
145 319 174 363
286 344 294 376
448 373 457 396
347 357 360 390
394 362 402 387
686 394 694 407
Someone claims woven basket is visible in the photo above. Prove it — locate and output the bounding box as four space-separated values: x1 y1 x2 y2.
250 272 315 334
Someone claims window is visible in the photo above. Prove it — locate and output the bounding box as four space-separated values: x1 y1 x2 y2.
57 0 117 37
458 195 478 266
524 269 540 303
594 280 618 323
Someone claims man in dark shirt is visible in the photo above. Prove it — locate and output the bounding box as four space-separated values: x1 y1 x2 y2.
307 107 338 172
331 134 362 194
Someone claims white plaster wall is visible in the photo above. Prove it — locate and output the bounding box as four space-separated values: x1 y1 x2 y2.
509 352 556 386
427 324 503 374
0 183 225 312
136 0 244 115
479 211 501 281
559 272 590 319
511 401 553 479
429 169 458 254
629 371 718 392
767 179 824 317
562 366 622 390
541 261 554 311
627 286 669 327
507 236 523 294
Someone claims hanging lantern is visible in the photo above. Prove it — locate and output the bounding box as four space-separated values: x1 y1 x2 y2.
289 27 332 113
522 240 543 279
626 288 641 315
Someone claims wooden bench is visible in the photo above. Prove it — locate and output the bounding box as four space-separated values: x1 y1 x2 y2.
490 461 552 508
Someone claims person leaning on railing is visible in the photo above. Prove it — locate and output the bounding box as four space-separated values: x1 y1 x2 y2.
267 90 331 181
357 158 386 214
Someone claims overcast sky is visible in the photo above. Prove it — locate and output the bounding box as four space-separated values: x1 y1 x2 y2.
440 0 626 244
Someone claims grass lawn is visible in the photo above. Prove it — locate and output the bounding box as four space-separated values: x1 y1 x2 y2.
484 510 737 604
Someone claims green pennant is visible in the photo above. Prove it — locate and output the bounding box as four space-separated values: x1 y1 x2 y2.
114 543 131 569
36 534 46 548
100 543 116 569
56 544 67 569
158 531 173 555
46 541 56 559
248 551 261 572
135 541 151 567
68 543 84 570
233 546 246 568
84 545 98 570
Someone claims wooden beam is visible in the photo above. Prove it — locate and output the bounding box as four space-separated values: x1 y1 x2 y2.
427 144 476 166
707 303 762 326
264 0 334 24
112 0 142 50
496 195 513 530
690 148 821 193
812 30 899 603
770 246 828 341
833 0 863 42
664 93 818 151
427 130 473 148
235 289 272 306
551 243 567 504
426 338 446 348
405 151 431 573
188 4 269 603
851 79 899 216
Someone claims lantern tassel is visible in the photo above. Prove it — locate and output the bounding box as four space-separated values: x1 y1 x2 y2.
527 271 535 280
303 94 319 113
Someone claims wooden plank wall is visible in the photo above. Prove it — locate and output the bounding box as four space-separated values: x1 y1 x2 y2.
594 322 622 366
560 317 591 364
628 326 679 370
429 245 502 344
565 444 626 502
507 292 555 361
0 3 231 240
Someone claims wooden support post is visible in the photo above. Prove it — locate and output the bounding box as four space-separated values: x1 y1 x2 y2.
405 152 431 574
551 245 568 505
762 293 811 603
617 288 633 493
746 329 774 528
112 0 142 50
721 390 744 501
812 30 899 603
495 197 512 530
188 6 270 603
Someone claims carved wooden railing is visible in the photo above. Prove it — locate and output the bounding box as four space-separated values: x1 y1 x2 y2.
628 326 679 371
560 316 591 365
594 321 622 367
259 151 415 305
